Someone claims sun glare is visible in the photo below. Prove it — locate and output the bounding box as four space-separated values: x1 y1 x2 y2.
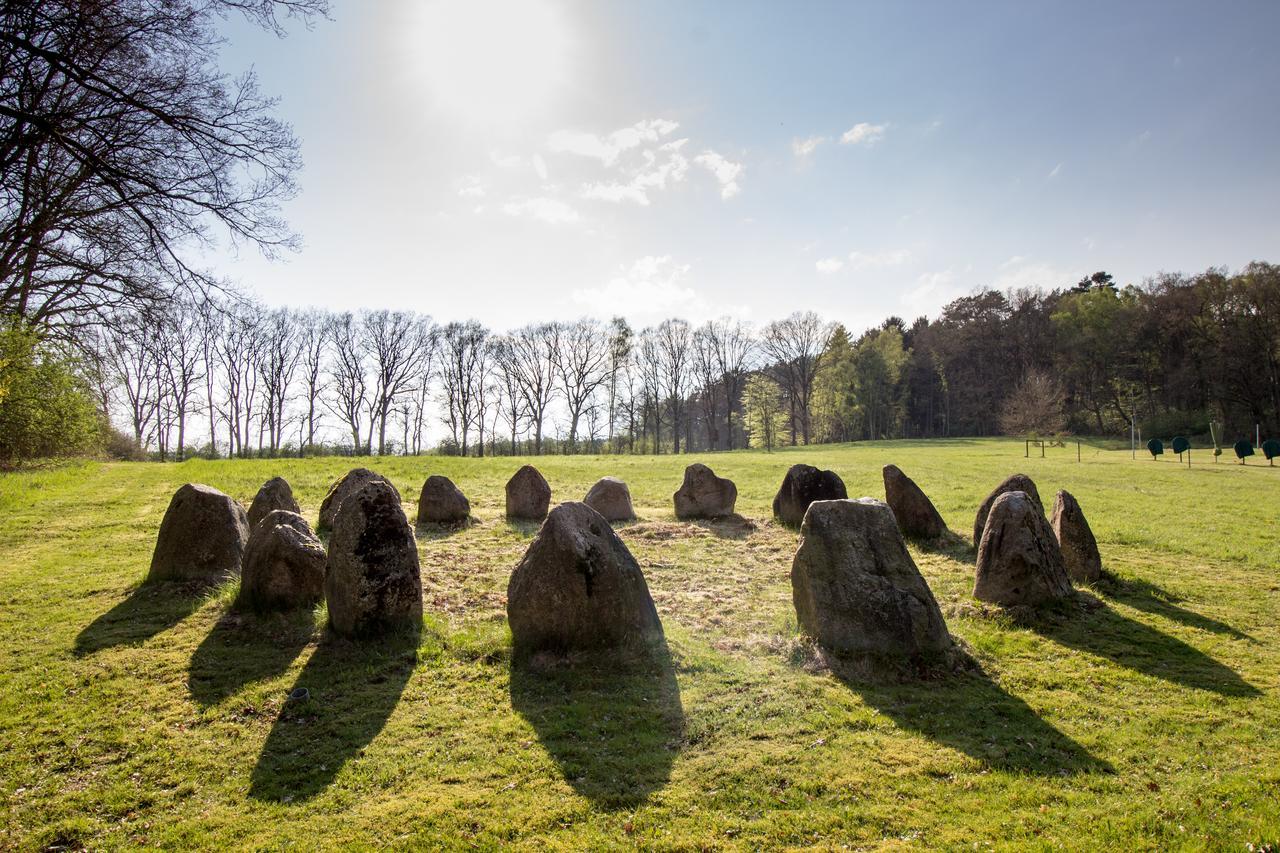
410 0 572 125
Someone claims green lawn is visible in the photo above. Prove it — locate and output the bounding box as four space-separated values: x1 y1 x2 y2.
1 439 1278 849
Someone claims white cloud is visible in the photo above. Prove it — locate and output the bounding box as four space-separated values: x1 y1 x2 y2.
548 119 680 166
501 196 580 225
572 256 699 318
457 176 487 198
792 135 827 158
992 260 1078 292
580 182 651 205
1048 162 1063 179
490 152 524 169
532 154 548 181
840 122 887 146
848 248 912 269
816 257 845 274
694 150 743 199
902 270 961 316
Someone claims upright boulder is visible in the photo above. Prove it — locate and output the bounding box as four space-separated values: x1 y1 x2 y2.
318 468 399 532
791 498 953 661
673 463 737 520
507 502 663 654
1050 490 1102 583
584 476 635 522
973 473 1043 545
974 491 1073 606
882 464 949 540
325 480 422 637
772 464 848 526
417 475 470 525
236 510 326 611
506 465 551 521
148 483 250 583
248 476 301 530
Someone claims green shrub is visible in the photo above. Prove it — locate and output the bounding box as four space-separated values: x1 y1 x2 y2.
0 322 103 464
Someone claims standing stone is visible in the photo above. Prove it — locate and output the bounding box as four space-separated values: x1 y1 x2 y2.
584 476 635 522
236 510 326 611
148 483 250 583
506 465 552 521
1050 490 1102 583
317 468 399 532
772 464 847 526
882 464 949 540
791 498 953 660
507 502 663 654
974 491 1073 606
417 475 470 525
325 480 422 637
673 463 737 519
248 476 301 530
973 473 1043 545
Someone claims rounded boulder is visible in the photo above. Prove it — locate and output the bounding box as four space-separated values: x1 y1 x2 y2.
237 510 326 612
974 491 1073 606
318 468 399 532
882 464 949 540
673 463 737 519
506 465 551 521
148 483 250 583
417 475 470 525
973 473 1043 546
1050 490 1102 583
584 476 635 522
772 464 847 526
248 476 301 530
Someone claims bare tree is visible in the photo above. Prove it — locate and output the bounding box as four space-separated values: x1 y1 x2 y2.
760 311 832 445
636 327 665 453
0 1 328 331
709 317 755 450
491 335 528 453
324 311 368 452
363 310 433 455
508 323 558 454
156 301 204 459
605 316 633 450
656 318 692 453
551 318 611 453
438 320 487 455
257 307 301 454
295 307 329 454
105 311 162 450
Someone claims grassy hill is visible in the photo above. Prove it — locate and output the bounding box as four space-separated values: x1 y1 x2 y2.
1 439 1277 849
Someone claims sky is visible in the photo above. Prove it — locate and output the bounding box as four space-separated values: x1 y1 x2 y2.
211 0 1280 334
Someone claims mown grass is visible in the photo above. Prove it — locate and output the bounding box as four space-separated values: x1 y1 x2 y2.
1 439 1278 849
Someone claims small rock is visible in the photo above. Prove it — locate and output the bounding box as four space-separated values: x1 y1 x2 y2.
417 475 470 525
673 463 737 519
772 464 847 526
882 464 949 540
148 484 249 583
248 476 301 530
236 510 326 611
584 477 635 522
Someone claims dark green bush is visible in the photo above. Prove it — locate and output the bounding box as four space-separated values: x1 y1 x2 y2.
0 323 102 464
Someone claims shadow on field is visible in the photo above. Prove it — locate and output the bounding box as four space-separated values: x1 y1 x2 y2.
73 581 206 655
414 519 477 541
1099 573 1253 640
187 608 316 707
509 645 684 809
248 622 421 803
689 513 757 540
1028 600 1260 697
831 659 1112 776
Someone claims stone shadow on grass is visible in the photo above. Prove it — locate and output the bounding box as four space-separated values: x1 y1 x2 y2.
829 655 1112 776
73 580 208 656
509 644 684 809
1098 572 1253 641
1026 597 1260 697
187 608 316 707
688 513 757 540
248 621 421 803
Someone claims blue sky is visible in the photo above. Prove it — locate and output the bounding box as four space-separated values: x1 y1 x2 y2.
213 0 1280 333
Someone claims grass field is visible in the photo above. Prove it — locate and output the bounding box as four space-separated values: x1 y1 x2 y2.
1 439 1278 850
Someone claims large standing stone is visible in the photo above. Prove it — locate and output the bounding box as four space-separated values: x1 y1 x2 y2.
507 502 663 654
1050 490 1102 583
148 484 250 583
504 466 550 517
417 475 470 525
673 463 737 519
506 465 552 521
248 476 301 530
236 510 326 611
882 464 949 540
325 480 422 637
974 491 1073 606
317 468 399 532
772 464 847 526
973 473 1043 545
584 477 635 522
791 498 953 660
